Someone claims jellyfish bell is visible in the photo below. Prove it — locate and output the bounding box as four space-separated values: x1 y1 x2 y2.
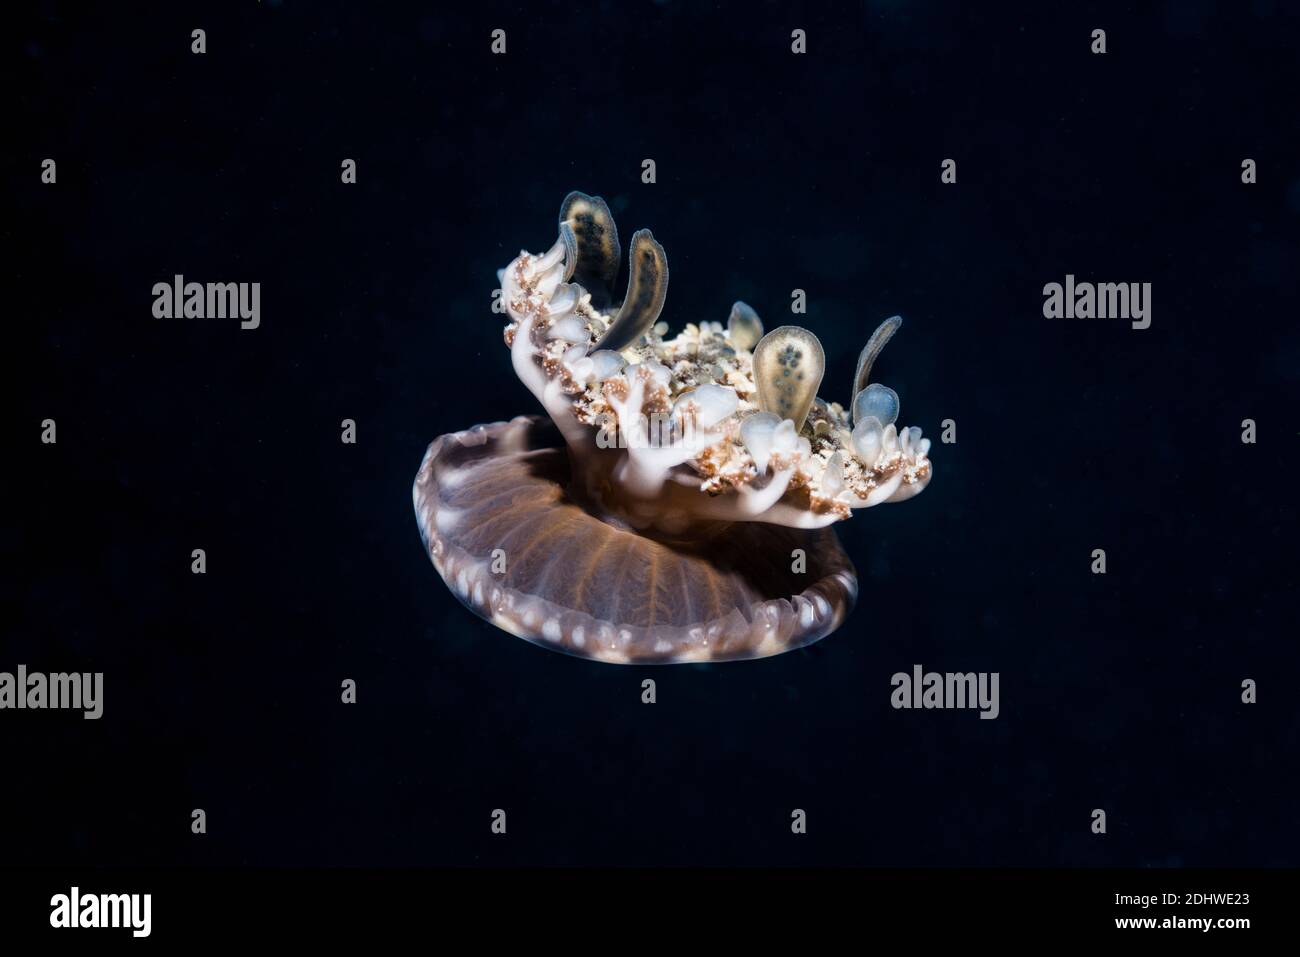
414 416 857 663
413 191 933 664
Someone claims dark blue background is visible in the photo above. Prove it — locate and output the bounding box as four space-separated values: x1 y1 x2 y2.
8 1 1298 866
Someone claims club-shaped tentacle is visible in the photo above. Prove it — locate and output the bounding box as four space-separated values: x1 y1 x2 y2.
591 229 668 353
851 315 902 424
726 301 764 351
751 326 825 432
558 191 621 303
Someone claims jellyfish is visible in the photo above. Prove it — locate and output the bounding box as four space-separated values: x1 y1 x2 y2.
413 191 933 663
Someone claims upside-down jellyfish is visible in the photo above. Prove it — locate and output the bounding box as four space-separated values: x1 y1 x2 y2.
414 191 933 663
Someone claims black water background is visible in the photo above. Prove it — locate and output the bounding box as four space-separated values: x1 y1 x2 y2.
7 1 1298 866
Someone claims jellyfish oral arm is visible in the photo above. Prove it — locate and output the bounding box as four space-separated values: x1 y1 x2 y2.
497 193 932 536
733 496 843 529
604 374 738 500
694 466 797 520
509 313 591 450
